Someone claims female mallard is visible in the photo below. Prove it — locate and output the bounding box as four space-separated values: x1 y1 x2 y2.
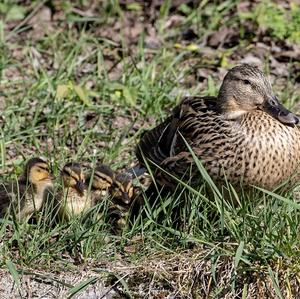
136 64 300 191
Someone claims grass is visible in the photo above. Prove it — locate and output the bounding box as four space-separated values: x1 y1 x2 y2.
1 0 300 297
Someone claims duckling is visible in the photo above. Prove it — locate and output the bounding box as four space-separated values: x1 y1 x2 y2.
58 162 92 220
0 157 53 221
108 173 136 231
136 64 300 193
111 173 135 206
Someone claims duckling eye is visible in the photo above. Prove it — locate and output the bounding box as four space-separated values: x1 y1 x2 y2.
243 79 251 85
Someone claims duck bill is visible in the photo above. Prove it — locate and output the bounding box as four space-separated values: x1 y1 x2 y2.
122 193 131 205
262 96 299 125
76 180 85 195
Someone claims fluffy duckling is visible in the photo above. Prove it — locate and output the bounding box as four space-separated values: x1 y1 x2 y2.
111 173 135 206
108 173 136 231
58 162 92 220
0 157 53 221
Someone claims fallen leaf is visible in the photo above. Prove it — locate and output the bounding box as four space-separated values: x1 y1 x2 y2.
6 5 25 21
74 85 91 106
207 26 236 48
56 84 69 99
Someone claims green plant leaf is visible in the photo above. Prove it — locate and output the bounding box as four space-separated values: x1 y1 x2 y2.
74 85 91 106
67 277 97 298
6 5 26 21
122 86 137 106
6 260 20 287
56 84 70 99
234 241 244 269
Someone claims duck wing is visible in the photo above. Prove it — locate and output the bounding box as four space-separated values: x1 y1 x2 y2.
136 96 218 168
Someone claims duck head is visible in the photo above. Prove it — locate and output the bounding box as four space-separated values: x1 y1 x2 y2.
111 173 134 206
61 162 85 196
26 157 53 185
218 64 298 125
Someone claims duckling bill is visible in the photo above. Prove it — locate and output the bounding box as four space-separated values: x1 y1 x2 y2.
136 64 300 191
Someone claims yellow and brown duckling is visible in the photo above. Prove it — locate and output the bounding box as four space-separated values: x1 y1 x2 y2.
108 172 136 230
86 165 135 231
87 164 135 205
111 173 135 206
0 157 53 221
58 162 92 220
137 64 300 192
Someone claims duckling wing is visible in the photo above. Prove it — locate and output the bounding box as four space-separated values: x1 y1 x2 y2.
0 181 28 218
136 96 218 168
0 184 13 216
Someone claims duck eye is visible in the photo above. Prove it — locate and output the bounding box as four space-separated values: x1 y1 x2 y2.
269 99 277 106
243 79 251 85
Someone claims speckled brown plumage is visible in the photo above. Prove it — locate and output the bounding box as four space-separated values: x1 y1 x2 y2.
136 64 300 191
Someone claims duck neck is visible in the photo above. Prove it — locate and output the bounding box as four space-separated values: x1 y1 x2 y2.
34 179 53 195
217 96 249 120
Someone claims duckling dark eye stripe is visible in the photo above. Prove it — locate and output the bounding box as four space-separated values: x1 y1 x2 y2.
94 173 112 183
63 169 79 181
126 185 133 193
116 182 125 192
38 166 49 171
35 162 49 170
62 169 72 176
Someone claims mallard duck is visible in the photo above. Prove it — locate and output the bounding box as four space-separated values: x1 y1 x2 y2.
136 64 300 192
0 157 53 221
58 162 92 220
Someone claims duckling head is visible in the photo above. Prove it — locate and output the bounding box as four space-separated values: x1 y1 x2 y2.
91 164 114 190
26 157 53 184
61 163 85 196
218 64 298 125
111 173 134 206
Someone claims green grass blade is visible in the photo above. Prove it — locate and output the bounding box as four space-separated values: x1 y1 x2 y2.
234 241 244 270
268 266 284 299
67 277 98 298
6 260 20 287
